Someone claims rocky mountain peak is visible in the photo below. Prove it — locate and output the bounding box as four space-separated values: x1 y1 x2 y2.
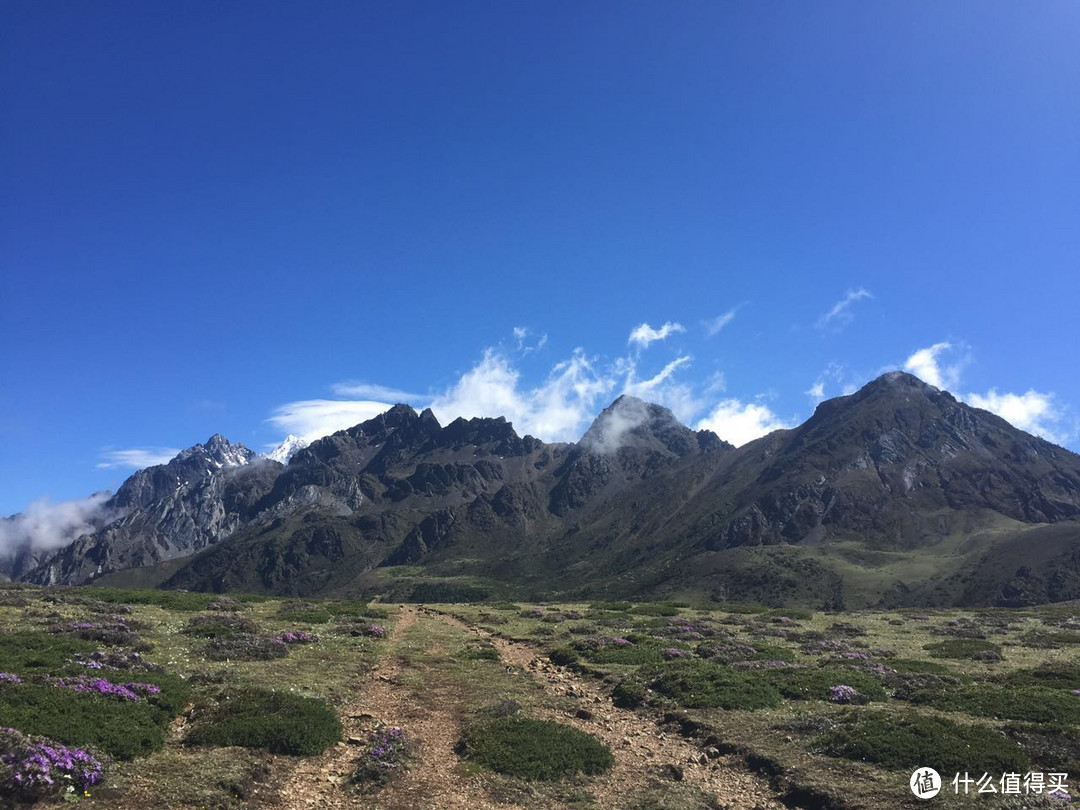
176 434 255 469
580 395 702 457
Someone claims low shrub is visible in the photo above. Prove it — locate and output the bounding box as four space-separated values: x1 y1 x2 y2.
923 639 1003 661
820 710 1030 774
632 604 680 617
578 641 664 666
0 683 169 759
204 634 288 661
459 642 499 661
1005 722 1080 775
999 662 1080 690
408 582 490 603
277 601 332 624
644 660 782 710
185 688 341 755
183 614 259 638
548 646 579 666
905 684 1080 724
83 587 218 612
766 666 887 702
612 679 646 708
0 631 96 676
459 716 614 780
887 658 953 675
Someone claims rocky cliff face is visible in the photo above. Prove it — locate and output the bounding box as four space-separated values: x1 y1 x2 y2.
24 437 277 585
14 374 1080 607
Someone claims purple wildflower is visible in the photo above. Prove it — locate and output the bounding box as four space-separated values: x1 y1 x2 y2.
828 684 859 703
0 673 22 684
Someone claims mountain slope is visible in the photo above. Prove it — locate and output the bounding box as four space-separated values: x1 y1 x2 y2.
15 374 1080 607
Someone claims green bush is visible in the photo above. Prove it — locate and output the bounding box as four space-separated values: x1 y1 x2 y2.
460 642 500 661
1005 722 1080 775
0 631 96 676
183 613 259 638
767 666 887 701
185 688 341 755
905 684 1080 724
644 660 782 710
612 679 646 708
408 582 490 603
85 587 218 611
277 601 332 624
820 710 1030 774
204 634 287 661
459 716 614 780
0 683 169 759
579 642 665 666
923 639 1002 660
589 601 633 612
888 658 953 675
999 661 1080 690
632 604 680 617
548 646 579 666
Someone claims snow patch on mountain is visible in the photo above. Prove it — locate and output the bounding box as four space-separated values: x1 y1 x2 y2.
265 434 309 464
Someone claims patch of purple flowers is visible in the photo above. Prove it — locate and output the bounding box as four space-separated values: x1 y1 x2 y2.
0 727 104 799
0 673 22 684
828 684 859 703
661 647 689 660
53 675 160 702
71 650 162 673
360 624 386 638
276 630 319 645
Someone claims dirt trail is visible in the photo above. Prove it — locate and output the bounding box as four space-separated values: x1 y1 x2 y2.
277 605 521 810
427 608 789 810
277 606 790 810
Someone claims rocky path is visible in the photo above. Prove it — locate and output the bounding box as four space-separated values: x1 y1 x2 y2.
427 608 790 810
277 605 520 810
276 605 790 810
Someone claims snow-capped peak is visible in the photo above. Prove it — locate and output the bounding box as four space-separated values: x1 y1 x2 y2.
264 435 308 464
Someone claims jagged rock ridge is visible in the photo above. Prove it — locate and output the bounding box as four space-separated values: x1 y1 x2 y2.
12 375 1080 607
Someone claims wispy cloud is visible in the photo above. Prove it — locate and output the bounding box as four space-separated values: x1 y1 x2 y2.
816 288 873 330
703 306 742 337
96 447 180 470
628 321 685 349
0 492 115 554
696 399 794 446
267 400 395 444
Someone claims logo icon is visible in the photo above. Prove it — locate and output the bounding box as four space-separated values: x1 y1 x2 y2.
911 768 941 799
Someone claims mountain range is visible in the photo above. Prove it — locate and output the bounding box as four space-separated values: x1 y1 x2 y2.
4 371 1080 608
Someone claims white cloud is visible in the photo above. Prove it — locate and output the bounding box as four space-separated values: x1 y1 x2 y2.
628 321 685 349
429 348 612 442
903 342 966 390
816 288 873 330
965 389 1070 444
696 399 794 446
267 399 394 444
622 355 704 423
0 492 115 555
96 447 180 470
806 380 826 402
511 326 548 354
704 307 740 337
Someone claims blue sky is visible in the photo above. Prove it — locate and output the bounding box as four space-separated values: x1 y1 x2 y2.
2 1 1078 518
